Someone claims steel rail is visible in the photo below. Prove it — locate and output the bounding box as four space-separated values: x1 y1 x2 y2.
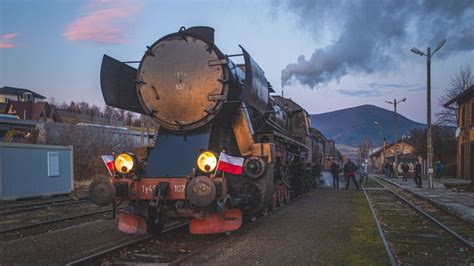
0 208 120 234
361 184 397 266
0 197 90 212
67 189 311 265
374 176 473 224
371 176 474 250
0 199 92 216
66 222 190 265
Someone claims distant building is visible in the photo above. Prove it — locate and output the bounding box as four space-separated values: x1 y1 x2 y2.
369 138 417 171
444 84 474 179
5 100 61 122
0 103 7 113
0 86 46 103
56 108 116 125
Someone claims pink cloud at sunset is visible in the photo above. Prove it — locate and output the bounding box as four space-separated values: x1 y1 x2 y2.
64 0 143 44
0 33 19 48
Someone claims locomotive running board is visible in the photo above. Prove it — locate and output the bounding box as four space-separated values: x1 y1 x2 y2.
118 210 148 234
189 209 242 234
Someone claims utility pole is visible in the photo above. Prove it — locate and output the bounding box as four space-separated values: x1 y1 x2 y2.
374 121 386 168
386 98 406 177
411 39 446 189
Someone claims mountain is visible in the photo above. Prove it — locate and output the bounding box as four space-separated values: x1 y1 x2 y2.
310 104 425 147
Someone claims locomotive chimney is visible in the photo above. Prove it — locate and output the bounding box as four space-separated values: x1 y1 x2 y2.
185 26 215 44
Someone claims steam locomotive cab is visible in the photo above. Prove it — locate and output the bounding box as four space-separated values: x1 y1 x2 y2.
89 26 317 236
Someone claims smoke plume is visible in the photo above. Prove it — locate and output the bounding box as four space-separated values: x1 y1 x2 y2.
279 0 474 88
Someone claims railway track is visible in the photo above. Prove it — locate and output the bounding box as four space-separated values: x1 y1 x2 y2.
66 190 310 265
0 198 91 216
0 208 118 234
66 221 191 265
363 176 474 265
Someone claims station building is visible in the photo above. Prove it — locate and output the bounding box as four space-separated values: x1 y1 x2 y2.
369 138 417 172
444 85 474 179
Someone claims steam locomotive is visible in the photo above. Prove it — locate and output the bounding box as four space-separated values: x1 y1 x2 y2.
90 26 324 235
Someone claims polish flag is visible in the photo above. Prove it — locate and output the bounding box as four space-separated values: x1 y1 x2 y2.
216 153 244 175
101 155 115 176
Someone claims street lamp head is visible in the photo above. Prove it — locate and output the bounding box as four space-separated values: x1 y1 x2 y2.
386 100 393 104
433 39 447 53
374 121 379 125
410 47 426 56
401 97 406 102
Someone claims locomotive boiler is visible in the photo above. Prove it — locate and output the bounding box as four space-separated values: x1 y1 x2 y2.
90 26 322 235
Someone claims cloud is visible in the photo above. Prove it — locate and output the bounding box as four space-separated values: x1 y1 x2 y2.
64 0 143 44
366 83 423 91
337 82 424 97
338 89 383 97
278 0 474 89
0 32 19 48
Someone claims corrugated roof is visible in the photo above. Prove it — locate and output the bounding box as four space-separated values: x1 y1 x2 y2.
0 86 46 99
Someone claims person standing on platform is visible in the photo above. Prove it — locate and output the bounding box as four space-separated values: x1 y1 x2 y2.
402 163 409 182
331 161 340 189
408 162 414 179
384 161 390 178
344 159 359 190
435 161 442 179
414 161 422 188
387 162 391 178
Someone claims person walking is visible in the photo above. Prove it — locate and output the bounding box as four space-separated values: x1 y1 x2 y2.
402 163 409 182
435 161 442 179
331 162 340 189
387 162 393 178
408 162 414 179
359 163 368 185
414 161 422 188
344 159 359 190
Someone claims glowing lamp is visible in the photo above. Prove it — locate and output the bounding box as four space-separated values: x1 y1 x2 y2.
114 153 135 174
197 151 217 173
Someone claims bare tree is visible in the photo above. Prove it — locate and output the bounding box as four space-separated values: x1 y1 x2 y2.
45 123 134 180
358 137 373 163
437 65 473 126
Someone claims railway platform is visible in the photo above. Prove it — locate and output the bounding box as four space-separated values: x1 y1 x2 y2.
375 175 474 223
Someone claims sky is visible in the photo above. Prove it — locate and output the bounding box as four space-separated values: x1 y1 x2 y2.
1 0 473 124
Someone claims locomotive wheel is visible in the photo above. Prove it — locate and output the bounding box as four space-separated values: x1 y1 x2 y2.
284 186 291 204
277 183 285 207
272 189 278 210
243 157 266 179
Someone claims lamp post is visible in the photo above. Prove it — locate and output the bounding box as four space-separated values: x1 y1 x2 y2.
386 98 406 177
374 121 386 168
411 39 446 189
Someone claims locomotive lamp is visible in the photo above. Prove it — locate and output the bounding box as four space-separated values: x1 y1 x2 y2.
197 151 217 173
114 153 136 174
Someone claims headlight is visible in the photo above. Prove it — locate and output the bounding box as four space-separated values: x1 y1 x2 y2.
196 151 217 173
114 153 135 174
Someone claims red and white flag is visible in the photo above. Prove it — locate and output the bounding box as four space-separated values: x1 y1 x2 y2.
101 155 115 176
216 153 244 175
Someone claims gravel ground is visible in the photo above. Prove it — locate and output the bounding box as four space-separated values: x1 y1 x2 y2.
0 219 140 265
183 188 388 265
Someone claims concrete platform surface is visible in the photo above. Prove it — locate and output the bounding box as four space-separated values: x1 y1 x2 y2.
182 188 388 265
378 175 474 223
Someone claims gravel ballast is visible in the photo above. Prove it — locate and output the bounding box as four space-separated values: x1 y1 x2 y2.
183 188 388 265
